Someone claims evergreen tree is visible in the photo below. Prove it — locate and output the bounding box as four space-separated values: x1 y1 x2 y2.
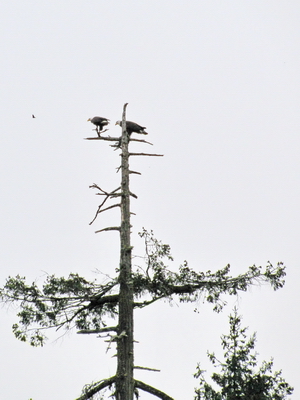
194 308 293 400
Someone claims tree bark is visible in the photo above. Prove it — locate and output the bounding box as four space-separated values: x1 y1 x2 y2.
115 103 134 400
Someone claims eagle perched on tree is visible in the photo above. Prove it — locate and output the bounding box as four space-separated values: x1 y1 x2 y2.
88 116 110 135
115 120 148 135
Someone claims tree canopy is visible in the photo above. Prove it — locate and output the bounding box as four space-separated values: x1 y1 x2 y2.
194 308 293 400
0 230 286 347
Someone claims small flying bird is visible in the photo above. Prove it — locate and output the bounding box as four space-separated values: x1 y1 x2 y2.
32 114 36 118
87 116 110 135
115 120 148 135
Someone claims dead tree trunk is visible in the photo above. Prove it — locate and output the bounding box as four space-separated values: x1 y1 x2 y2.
83 103 166 399
115 103 134 400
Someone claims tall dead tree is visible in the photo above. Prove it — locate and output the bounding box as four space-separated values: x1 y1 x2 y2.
116 104 135 399
86 103 164 400
0 103 287 400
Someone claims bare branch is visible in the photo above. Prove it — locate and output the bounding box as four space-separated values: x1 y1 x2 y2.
85 136 121 142
130 138 153 146
89 185 121 196
97 203 121 214
135 379 174 400
85 128 110 139
130 191 138 199
75 376 116 400
90 204 120 225
129 152 164 157
134 366 160 372
95 227 121 233
89 186 122 225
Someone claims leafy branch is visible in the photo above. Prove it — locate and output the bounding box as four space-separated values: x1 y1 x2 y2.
0 230 286 346
132 229 286 311
1 273 118 346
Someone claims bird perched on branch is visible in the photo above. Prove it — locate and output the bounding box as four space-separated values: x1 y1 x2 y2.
87 116 110 135
115 120 148 135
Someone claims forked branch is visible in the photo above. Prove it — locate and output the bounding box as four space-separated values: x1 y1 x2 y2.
89 185 121 225
76 377 174 400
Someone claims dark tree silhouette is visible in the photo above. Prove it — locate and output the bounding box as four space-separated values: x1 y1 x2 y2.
0 104 287 400
194 308 293 400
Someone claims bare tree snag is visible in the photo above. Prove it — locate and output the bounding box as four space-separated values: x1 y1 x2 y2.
1 103 287 400
115 103 135 400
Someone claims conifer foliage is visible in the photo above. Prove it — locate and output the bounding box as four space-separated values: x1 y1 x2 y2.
194 308 293 400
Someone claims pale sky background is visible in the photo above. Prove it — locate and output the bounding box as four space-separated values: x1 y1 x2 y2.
1 1 299 399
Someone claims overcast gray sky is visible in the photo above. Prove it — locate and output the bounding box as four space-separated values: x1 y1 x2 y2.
1 1 299 399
